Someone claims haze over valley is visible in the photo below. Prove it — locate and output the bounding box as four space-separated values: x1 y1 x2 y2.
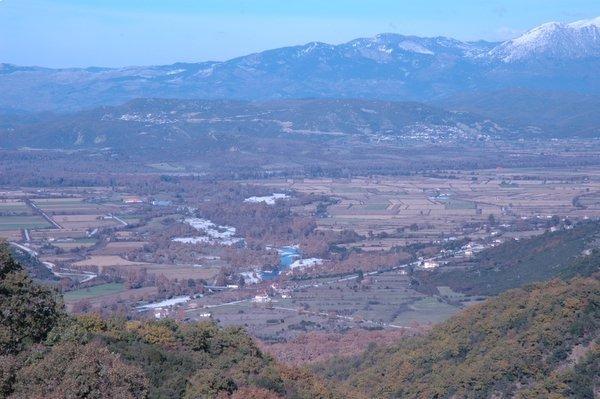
1 5 599 399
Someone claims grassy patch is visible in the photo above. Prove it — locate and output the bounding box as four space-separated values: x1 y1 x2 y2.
63 283 125 301
147 163 185 172
0 216 52 231
0 202 32 214
392 296 459 326
437 286 465 300
444 200 477 210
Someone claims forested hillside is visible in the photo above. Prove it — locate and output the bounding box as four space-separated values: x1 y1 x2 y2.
416 220 600 296
318 276 599 398
0 242 350 399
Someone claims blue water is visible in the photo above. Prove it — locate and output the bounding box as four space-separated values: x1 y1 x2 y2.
260 246 301 281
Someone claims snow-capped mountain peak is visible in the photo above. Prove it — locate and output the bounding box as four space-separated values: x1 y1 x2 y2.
491 16 600 62
568 16 600 29
1 17 599 112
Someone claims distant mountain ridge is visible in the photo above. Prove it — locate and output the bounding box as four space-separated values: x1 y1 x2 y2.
0 98 512 152
0 17 599 112
440 89 600 137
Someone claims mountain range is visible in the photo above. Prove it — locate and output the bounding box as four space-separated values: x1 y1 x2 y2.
1 17 599 112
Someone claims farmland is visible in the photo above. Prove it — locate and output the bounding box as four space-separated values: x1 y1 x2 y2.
63 283 159 309
2 165 600 345
0 215 50 231
253 167 600 249
63 282 126 301
72 255 220 280
0 200 31 214
0 199 49 231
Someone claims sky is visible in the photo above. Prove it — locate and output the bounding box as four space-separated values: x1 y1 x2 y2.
1 0 599 68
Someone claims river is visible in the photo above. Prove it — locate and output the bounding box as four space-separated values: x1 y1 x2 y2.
259 246 301 281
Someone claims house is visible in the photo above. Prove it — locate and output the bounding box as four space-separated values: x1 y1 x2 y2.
152 200 172 206
421 260 439 269
123 196 143 204
252 294 271 303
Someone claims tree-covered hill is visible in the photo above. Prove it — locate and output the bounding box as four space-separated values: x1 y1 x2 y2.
317 276 599 398
415 220 600 296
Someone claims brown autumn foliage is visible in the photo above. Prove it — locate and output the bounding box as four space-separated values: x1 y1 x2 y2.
291 250 411 278
9 341 149 399
318 277 600 399
261 329 412 365
230 387 283 399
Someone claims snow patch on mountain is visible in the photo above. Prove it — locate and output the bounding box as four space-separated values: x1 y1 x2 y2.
398 41 434 55
166 69 185 76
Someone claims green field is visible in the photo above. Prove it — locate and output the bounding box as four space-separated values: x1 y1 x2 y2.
0 215 52 231
121 215 143 223
63 283 125 301
392 296 459 326
54 237 98 249
361 203 389 211
436 286 466 299
31 198 114 215
0 202 32 214
147 163 185 172
33 198 85 205
32 199 88 210
444 199 477 210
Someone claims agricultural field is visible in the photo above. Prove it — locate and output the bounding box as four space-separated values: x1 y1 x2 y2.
253 167 600 248
72 255 145 268
2 191 147 237
63 283 159 309
32 198 113 214
147 162 186 172
0 198 48 235
0 215 51 231
51 214 121 230
3 168 599 344
0 200 32 215
187 267 461 342
52 237 98 250
63 282 126 301
95 241 149 255
71 254 221 281
0 193 140 240
31 197 125 230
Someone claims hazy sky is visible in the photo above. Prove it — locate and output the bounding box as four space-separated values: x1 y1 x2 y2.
1 0 599 68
